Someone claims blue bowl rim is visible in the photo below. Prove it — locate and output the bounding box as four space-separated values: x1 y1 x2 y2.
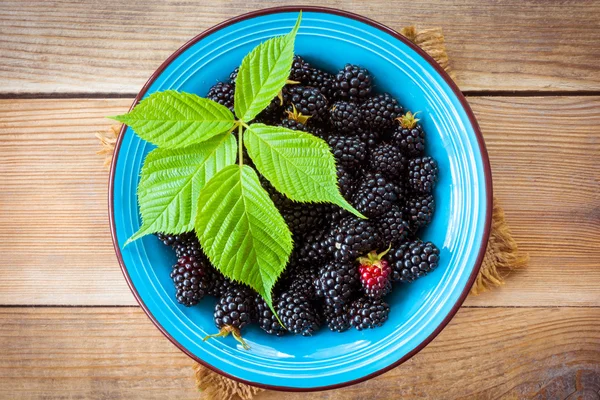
108 5 493 392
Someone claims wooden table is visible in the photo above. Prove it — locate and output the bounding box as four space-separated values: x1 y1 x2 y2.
1 1 599 399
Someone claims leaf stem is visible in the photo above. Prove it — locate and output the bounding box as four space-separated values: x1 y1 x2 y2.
238 123 244 167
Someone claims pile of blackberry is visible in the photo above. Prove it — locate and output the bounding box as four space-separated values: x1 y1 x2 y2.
158 56 441 345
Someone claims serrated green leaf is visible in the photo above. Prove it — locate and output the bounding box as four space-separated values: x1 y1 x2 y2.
234 12 301 122
112 91 235 148
125 134 237 245
195 164 292 310
244 123 365 218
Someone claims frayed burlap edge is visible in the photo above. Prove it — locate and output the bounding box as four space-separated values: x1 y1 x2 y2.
97 25 527 400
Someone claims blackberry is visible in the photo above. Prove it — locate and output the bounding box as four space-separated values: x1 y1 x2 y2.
358 250 392 299
288 266 318 300
368 142 408 178
323 216 381 261
314 260 359 306
280 118 309 132
205 267 233 298
334 64 373 100
256 297 287 336
276 288 320 335
389 240 440 283
289 55 311 82
327 134 367 169
360 93 403 131
351 172 399 218
349 297 390 330
329 101 361 133
336 165 356 199
357 128 382 150
404 194 435 232
170 255 211 306
325 207 350 225
172 232 203 259
281 202 327 236
305 68 335 98
377 205 410 246
256 96 284 125
281 104 328 138
229 67 239 84
392 111 425 157
260 176 291 209
324 304 351 333
408 157 439 194
283 85 328 120
205 286 255 349
296 230 330 265
206 81 235 113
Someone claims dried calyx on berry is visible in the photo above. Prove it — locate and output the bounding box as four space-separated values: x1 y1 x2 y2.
358 247 392 299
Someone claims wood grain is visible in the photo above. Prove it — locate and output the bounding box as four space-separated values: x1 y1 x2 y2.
1 0 599 94
0 307 599 399
0 97 599 306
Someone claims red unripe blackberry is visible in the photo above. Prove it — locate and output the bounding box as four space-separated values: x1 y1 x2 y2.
358 249 393 299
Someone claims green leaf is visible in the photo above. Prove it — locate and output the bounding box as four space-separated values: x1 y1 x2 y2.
234 12 301 122
125 134 237 245
112 90 235 148
244 123 365 218
195 164 293 310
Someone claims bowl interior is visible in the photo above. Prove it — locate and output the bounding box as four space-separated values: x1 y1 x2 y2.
111 9 490 390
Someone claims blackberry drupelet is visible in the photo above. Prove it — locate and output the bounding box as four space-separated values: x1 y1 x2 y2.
276 288 320 335
358 250 392 299
368 142 408 178
349 297 390 330
206 81 235 113
323 216 381 261
360 93 403 130
329 101 362 133
392 111 425 157
170 255 211 306
377 205 410 246
352 172 399 218
314 260 359 306
324 304 351 332
228 67 239 84
205 285 256 349
334 64 373 100
283 85 328 120
256 297 287 336
408 156 439 194
389 240 440 283
404 194 435 232
327 134 367 169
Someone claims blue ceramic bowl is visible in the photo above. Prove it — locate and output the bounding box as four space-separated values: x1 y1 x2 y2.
110 6 492 391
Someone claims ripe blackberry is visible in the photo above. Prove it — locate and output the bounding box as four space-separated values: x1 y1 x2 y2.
408 157 439 194
205 286 255 349
404 194 435 232
325 207 350 225
281 202 327 236
336 165 356 199
256 96 284 125
296 230 330 265
288 266 318 300
324 304 350 333
323 216 381 261
205 267 233 298
389 240 440 283
170 255 211 306
358 250 392 299
259 176 292 209
349 297 390 330
305 68 335 98
206 81 235 113
377 205 410 246
172 232 203 259
276 288 320 335
283 85 327 120
256 297 287 336
229 67 239 84
334 64 373 100
360 93 403 131
329 101 361 133
314 260 359 306
352 172 399 218
392 111 425 157
368 142 408 178
327 134 367 169
357 128 382 150
289 55 311 82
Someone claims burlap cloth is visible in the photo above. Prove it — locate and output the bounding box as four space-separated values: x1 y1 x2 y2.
96 25 528 400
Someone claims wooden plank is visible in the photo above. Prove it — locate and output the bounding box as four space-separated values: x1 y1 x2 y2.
0 307 599 399
0 0 599 94
0 97 598 306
